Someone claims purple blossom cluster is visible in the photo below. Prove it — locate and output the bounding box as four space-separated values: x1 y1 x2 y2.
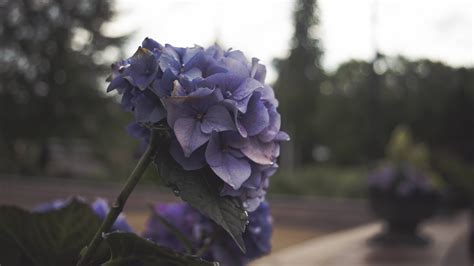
34 197 132 232
107 38 289 211
368 162 433 196
142 202 272 266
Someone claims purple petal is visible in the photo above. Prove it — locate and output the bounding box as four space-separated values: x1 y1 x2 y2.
219 57 250 77
274 131 290 141
107 76 130 93
251 58 267 83
142 37 163 52
174 118 210 157
233 78 263 101
243 165 263 189
256 85 279 107
165 97 194 128
170 138 206 171
184 49 208 70
225 50 248 63
200 73 245 94
128 47 159 90
241 137 276 165
240 93 270 136
159 52 181 76
236 119 248 138
205 133 251 189
229 94 252 113
206 44 224 59
182 67 202 80
132 93 167 123
201 105 236 134
151 68 176 98
258 106 281 142
211 153 251 189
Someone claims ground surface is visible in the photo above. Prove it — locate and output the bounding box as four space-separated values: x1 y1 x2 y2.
0 176 373 250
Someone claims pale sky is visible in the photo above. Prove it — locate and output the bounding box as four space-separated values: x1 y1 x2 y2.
104 0 474 83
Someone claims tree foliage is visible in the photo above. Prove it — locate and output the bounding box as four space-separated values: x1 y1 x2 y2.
0 0 129 174
315 56 474 165
273 0 325 167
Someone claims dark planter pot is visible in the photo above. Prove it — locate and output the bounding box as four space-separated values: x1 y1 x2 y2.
368 187 439 245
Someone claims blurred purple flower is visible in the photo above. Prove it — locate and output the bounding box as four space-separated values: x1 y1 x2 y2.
33 197 132 232
142 203 208 252
368 164 396 190
210 201 272 265
143 201 272 266
368 162 433 195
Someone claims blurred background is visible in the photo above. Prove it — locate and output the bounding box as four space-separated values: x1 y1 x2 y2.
0 0 473 264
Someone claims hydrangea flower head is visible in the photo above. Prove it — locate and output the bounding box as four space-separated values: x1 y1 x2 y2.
107 38 289 211
142 201 272 266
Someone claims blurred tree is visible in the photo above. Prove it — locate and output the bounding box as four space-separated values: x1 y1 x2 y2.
315 56 474 165
274 0 325 168
0 0 131 175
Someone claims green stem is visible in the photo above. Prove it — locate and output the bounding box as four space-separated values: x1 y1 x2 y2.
77 129 159 266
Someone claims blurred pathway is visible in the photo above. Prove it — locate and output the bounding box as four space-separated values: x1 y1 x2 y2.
0 176 374 250
253 212 470 266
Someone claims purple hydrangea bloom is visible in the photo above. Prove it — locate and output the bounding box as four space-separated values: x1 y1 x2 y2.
368 162 433 195
33 197 133 232
107 38 289 211
143 202 272 266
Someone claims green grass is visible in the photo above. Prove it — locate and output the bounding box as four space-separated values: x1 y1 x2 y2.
269 164 369 198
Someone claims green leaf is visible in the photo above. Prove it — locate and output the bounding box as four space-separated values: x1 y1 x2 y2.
102 232 216 266
0 199 105 266
154 141 248 253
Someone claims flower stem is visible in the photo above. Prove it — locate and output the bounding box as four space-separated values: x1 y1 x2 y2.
77 129 159 266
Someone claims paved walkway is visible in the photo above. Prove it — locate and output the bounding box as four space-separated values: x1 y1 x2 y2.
253 213 470 266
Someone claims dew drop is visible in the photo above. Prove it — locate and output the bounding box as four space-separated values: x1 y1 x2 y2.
240 210 249 222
